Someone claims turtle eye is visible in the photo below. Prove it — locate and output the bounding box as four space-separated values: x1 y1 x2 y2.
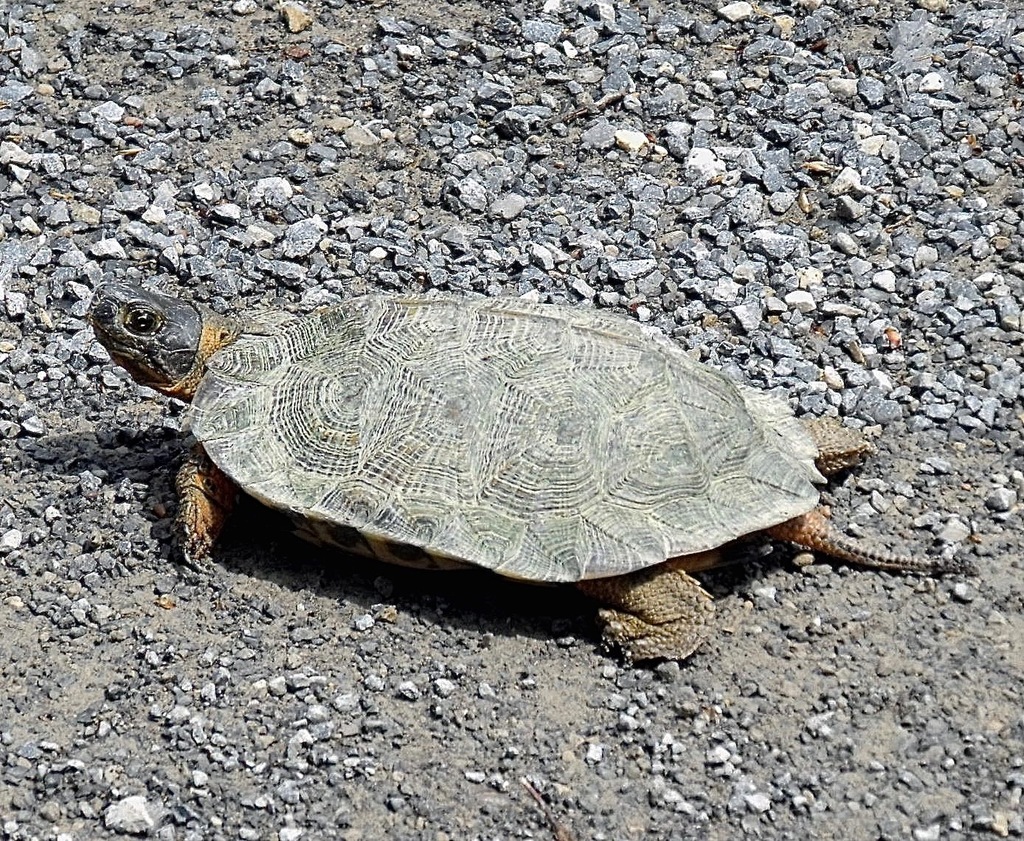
123 305 162 335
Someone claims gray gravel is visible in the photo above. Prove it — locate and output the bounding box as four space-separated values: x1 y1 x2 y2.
1 0 1022 839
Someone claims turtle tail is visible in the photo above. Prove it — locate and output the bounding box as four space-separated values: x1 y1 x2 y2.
766 507 973 576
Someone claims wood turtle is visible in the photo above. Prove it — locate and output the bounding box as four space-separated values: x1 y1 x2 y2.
88 282 962 661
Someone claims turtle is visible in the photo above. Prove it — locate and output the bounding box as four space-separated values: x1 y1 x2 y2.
87 282 960 662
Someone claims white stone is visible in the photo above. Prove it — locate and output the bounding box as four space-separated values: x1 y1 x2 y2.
796 266 823 287
214 54 241 73
871 369 895 392
250 176 294 207
104 796 157 835
938 517 970 543
826 78 858 99
193 182 215 202
91 101 125 123
396 44 422 61
710 278 741 303
914 244 939 269
774 14 795 37
246 224 276 245
211 203 241 223
287 127 313 146
829 166 868 196
919 72 944 93
717 1 754 22
279 1 313 33
706 745 731 764
142 205 166 224
16 216 40 235
0 141 32 166
614 128 649 153
684 147 726 184
344 123 379 148
744 792 772 813
858 135 886 156
1 529 23 550
822 366 844 391
785 289 817 313
89 238 127 259
872 270 897 292
489 193 527 220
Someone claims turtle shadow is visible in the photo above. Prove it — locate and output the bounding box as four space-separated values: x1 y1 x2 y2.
209 495 602 653
15 430 781 659
11 430 640 654
9 427 181 485
204 495 783 659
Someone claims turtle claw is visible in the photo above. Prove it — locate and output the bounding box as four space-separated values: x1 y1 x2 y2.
174 445 237 569
175 532 215 573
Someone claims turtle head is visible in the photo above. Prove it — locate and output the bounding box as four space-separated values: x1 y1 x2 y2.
88 282 239 401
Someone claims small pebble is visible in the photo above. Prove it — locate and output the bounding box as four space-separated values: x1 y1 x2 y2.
985 487 1016 512
104 796 157 835
717 1 754 22
489 193 527 219
951 583 974 603
279 2 313 32
614 129 649 154
1 529 23 550
89 238 127 259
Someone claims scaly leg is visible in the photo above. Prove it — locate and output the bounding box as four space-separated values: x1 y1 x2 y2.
174 445 236 566
577 552 718 663
803 417 873 476
767 506 971 575
796 422 972 574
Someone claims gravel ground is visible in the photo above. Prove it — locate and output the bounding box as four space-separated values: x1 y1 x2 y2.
1 0 1022 838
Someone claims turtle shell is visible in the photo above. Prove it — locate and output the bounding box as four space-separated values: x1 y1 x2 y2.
187 295 822 582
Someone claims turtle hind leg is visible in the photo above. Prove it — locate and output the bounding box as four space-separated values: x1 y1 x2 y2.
804 417 874 476
767 507 973 575
175 445 237 567
577 554 717 663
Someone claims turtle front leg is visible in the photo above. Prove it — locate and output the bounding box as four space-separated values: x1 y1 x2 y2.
577 554 718 663
175 445 237 566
